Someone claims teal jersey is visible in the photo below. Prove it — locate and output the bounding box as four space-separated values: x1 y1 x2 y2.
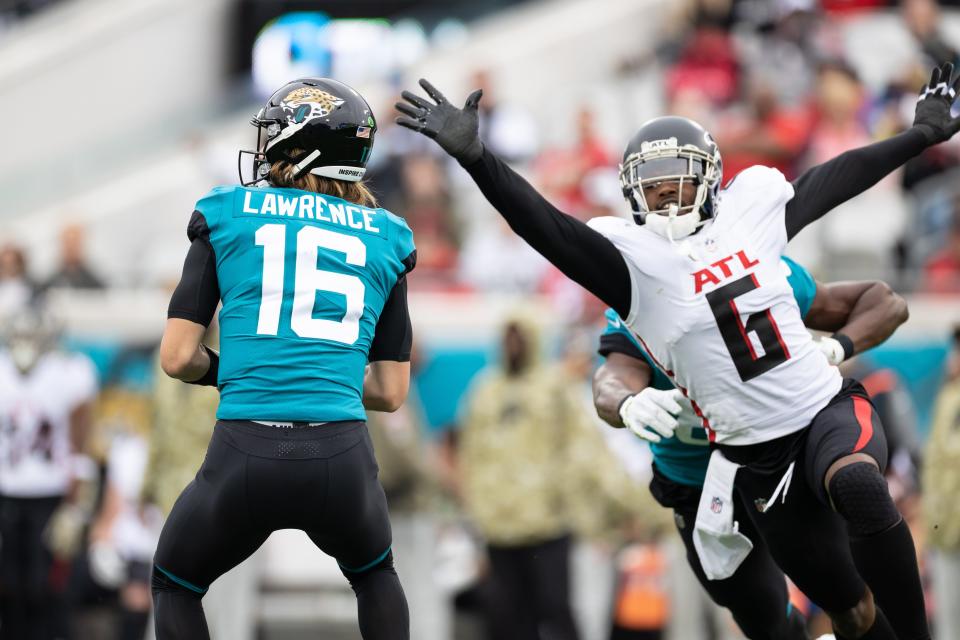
779 255 816 318
600 256 816 486
196 185 415 422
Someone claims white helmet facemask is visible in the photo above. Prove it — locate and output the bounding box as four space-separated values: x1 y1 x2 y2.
620 140 721 244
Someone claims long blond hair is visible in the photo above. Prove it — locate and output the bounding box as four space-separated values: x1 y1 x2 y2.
267 151 377 208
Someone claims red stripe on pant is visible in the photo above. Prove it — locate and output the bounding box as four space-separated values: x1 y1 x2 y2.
852 396 874 452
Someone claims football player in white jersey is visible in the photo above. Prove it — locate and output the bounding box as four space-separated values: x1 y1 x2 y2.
593 274 908 640
0 305 99 639
396 62 960 640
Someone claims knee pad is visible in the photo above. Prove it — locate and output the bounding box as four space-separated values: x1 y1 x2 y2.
828 462 900 537
151 565 207 599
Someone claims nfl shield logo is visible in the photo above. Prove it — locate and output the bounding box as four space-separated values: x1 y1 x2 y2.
710 496 723 514
754 498 768 512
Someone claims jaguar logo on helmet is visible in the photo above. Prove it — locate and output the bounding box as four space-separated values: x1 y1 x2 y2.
280 87 345 124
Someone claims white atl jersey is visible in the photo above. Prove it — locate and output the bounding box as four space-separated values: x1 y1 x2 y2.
589 166 842 445
0 350 98 497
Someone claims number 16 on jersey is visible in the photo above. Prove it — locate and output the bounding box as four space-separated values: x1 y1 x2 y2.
255 223 367 344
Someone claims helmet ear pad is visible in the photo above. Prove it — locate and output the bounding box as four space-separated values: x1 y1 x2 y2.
624 187 641 213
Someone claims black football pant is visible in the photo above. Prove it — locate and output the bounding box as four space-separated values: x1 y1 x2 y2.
484 535 580 640
151 420 408 640
721 379 929 640
648 466 807 640
0 494 68 640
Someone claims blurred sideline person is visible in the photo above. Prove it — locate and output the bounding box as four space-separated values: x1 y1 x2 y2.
43 224 104 291
152 78 416 640
141 330 261 640
366 347 452 640
556 329 675 640
395 62 960 639
594 266 908 640
0 304 99 639
85 422 155 640
0 242 37 315
65 374 153 639
923 326 960 639
458 310 651 640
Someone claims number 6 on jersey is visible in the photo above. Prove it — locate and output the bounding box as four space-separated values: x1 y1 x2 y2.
255 223 366 343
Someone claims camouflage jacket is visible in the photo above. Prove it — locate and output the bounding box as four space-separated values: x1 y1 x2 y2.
459 364 652 546
924 378 960 550
141 356 219 515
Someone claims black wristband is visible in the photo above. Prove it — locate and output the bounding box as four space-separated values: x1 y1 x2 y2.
617 393 635 414
831 333 855 361
186 344 219 387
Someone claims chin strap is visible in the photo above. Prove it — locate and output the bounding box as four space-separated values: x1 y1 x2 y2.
642 200 702 260
664 206 695 259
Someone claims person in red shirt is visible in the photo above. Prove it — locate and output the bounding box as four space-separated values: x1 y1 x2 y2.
716 78 813 180
922 206 960 293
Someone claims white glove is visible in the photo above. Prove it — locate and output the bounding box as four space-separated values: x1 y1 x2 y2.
619 388 684 443
818 337 846 366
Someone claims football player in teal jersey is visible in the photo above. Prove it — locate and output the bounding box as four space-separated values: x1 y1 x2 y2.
593 263 908 640
151 79 415 640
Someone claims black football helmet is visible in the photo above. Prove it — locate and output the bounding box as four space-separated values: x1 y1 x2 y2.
239 78 376 186
619 116 722 231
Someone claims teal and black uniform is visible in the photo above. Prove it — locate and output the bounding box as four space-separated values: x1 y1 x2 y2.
153 184 416 614
597 255 815 640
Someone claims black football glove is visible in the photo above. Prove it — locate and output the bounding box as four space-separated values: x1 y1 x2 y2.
395 79 484 165
914 61 960 145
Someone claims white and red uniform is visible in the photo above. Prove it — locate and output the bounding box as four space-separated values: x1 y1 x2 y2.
0 350 99 497
588 166 841 445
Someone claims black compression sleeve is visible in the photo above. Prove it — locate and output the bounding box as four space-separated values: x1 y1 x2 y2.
463 148 633 318
369 276 412 362
597 333 646 359
785 127 929 239
168 213 220 326
185 345 219 387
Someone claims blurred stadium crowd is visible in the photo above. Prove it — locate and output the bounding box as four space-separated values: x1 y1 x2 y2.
5 0 960 639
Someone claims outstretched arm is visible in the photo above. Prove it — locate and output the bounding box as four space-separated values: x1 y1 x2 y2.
805 280 909 363
785 129 928 239
464 148 633 317
396 80 633 319
786 62 960 239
